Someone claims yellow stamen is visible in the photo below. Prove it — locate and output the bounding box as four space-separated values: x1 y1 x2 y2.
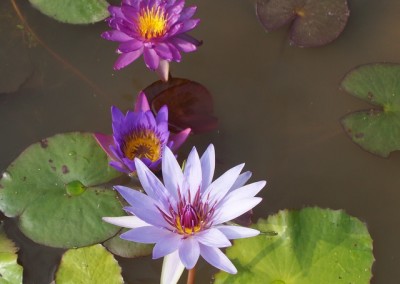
138 6 167 40
123 129 161 162
175 216 202 235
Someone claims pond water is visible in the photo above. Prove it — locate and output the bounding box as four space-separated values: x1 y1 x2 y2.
1 0 400 283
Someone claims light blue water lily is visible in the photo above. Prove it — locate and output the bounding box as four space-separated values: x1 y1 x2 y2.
103 144 266 283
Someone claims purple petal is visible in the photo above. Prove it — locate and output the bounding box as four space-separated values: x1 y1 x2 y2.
167 0 184 15
176 33 202 47
143 47 160 70
102 216 149 228
195 228 231 248
93 133 117 160
228 171 252 193
115 186 169 228
179 6 197 21
109 161 129 173
134 158 172 210
166 43 182 61
101 30 132 42
118 39 143 53
177 19 200 34
200 144 215 192
199 245 237 274
178 237 200 269
156 105 168 124
216 225 260 240
113 48 143 70
108 6 124 18
134 91 150 112
213 197 262 225
121 226 171 243
162 147 183 201
202 164 245 204
121 4 140 22
171 37 197 52
111 105 124 123
155 43 174 60
183 147 202 198
153 234 182 259
161 251 185 284
169 128 191 152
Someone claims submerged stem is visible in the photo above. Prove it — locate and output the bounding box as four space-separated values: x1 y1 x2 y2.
186 267 196 284
10 0 109 98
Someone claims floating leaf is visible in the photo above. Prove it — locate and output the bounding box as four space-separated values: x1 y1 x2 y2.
256 0 350 47
215 207 374 283
0 223 23 284
56 244 123 284
104 228 153 258
0 1 34 94
0 132 124 248
29 0 109 24
143 78 218 134
341 63 400 157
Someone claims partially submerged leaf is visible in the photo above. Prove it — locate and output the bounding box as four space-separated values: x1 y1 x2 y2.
256 0 350 47
143 78 218 134
29 0 109 24
341 63 400 157
0 132 124 248
56 244 123 284
215 207 374 283
0 223 23 284
104 228 153 258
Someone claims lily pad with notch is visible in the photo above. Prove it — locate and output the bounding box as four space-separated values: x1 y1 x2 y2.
0 132 124 248
55 244 123 284
143 78 218 134
341 63 400 157
29 0 109 24
256 0 350 47
214 207 374 283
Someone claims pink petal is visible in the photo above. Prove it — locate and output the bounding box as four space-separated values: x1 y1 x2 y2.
134 91 150 112
143 47 160 70
93 133 117 160
113 48 143 70
169 128 191 152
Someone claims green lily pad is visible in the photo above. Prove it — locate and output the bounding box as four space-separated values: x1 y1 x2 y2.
215 207 374 284
29 0 109 24
0 132 124 248
104 228 153 258
341 63 400 157
256 0 350 47
56 244 123 284
0 224 23 284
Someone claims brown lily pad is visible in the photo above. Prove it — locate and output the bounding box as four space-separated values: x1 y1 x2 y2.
256 0 350 47
143 78 218 134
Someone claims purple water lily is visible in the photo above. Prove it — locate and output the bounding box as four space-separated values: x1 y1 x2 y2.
94 92 190 175
103 145 266 282
102 0 201 80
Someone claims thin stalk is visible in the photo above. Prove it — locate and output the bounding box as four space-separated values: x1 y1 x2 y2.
186 268 196 284
10 0 109 98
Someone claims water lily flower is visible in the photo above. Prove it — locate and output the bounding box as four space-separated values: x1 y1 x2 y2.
103 144 266 283
94 92 190 175
102 0 201 81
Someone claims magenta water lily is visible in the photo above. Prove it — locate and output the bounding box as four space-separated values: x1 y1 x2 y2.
102 0 201 76
94 92 190 175
103 144 266 281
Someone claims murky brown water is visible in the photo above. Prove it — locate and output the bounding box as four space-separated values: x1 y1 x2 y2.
2 0 400 283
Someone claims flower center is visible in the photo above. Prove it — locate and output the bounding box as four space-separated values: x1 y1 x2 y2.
137 6 167 40
176 204 202 235
123 129 162 162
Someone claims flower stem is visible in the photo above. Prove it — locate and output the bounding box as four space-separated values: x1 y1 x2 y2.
186 268 196 284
